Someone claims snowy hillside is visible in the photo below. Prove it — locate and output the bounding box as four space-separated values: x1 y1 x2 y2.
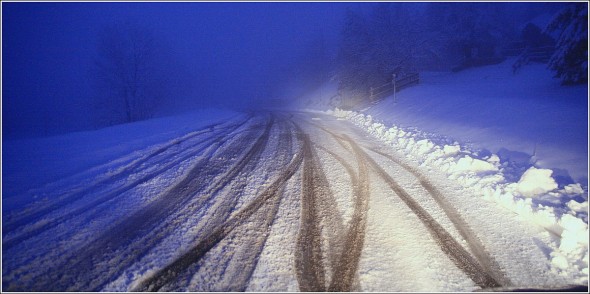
2 108 240 211
304 58 588 186
297 57 589 285
365 59 588 186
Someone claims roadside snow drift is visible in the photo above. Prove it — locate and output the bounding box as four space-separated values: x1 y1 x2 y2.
329 108 588 285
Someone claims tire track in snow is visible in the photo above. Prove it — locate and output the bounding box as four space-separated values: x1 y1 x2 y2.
3 134 221 250
131 123 305 292
182 115 279 246
2 117 253 251
3 115 247 202
16 116 273 291
326 136 370 292
294 116 372 291
294 134 328 292
4 116 248 226
170 118 296 291
2 116 251 240
308 116 505 289
340 135 501 289
294 129 353 291
218 121 295 291
366 147 512 287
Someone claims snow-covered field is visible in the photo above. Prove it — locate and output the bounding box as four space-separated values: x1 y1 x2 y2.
303 59 588 185
2 108 239 211
364 60 588 186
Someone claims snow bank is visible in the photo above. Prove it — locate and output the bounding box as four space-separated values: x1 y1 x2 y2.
363 59 588 184
516 167 559 197
328 108 588 284
451 155 498 174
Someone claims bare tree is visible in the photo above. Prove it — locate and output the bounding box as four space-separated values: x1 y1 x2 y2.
94 21 167 124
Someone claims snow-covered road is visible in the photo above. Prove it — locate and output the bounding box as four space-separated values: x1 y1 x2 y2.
1 111 585 291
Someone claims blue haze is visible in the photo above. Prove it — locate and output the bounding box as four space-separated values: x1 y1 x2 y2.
2 2 567 138
2 2 352 138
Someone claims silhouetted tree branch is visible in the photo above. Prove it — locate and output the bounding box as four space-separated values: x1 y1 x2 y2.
94 22 167 124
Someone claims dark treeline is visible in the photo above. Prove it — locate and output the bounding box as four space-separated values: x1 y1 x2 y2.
334 2 587 108
545 3 588 85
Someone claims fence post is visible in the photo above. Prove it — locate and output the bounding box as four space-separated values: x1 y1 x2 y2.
392 73 397 103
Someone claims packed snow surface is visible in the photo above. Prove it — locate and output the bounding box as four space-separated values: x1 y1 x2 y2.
2 106 588 291
2 58 588 291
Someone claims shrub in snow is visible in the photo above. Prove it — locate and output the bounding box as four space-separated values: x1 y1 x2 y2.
516 167 558 197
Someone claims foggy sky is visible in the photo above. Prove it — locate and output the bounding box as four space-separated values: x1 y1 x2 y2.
2 2 563 139
2 2 354 138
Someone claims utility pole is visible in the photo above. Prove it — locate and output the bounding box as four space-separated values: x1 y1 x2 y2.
392 73 397 103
